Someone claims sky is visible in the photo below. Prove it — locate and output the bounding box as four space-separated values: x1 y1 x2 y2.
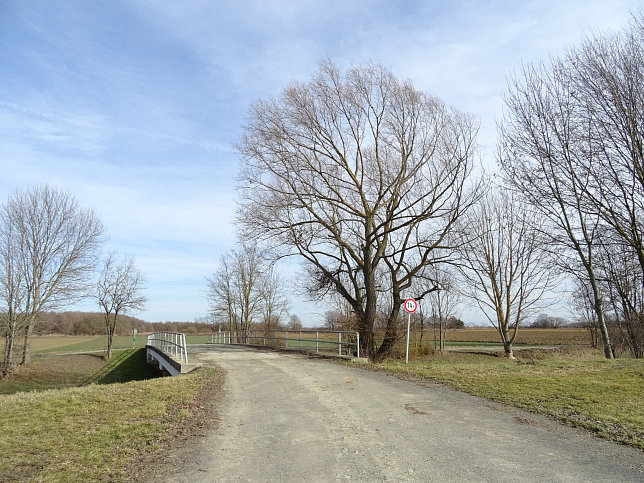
0 0 640 325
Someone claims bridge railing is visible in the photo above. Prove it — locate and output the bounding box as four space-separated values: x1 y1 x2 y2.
147 332 189 363
209 330 360 358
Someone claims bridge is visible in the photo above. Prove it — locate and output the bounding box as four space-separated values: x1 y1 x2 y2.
146 332 201 376
146 329 361 376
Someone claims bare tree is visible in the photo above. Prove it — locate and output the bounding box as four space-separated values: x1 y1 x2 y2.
597 239 644 357
0 185 104 373
456 190 557 358
571 13 644 276
499 13 644 358
207 245 281 339
0 218 29 376
96 252 147 359
288 314 303 330
324 294 358 331
260 269 289 332
237 60 479 361
207 251 239 331
425 267 460 353
499 58 615 358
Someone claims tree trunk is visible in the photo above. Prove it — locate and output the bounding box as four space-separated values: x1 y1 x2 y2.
106 327 114 360
20 321 34 365
2 331 16 377
500 328 515 359
439 319 446 352
590 279 614 359
360 261 379 360
375 318 398 362
504 344 515 359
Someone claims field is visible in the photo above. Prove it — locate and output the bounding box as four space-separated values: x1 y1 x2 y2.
444 328 590 345
0 334 217 357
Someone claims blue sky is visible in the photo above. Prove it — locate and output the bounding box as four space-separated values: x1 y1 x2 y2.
0 0 640 324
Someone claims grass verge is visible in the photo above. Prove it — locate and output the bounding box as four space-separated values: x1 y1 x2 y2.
375 349 644 449
0 366 221 482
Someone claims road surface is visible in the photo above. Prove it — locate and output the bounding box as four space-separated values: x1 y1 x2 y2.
159 345 643 482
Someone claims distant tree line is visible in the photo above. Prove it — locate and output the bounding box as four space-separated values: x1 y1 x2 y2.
6 311 214 337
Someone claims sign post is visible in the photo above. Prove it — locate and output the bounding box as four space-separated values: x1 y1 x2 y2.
404 298 417 364
132 328 137 349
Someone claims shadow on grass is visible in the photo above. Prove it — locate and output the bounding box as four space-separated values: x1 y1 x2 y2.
87 348 160 385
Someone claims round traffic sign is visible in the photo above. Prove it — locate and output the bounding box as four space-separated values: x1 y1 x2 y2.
404 298 417 313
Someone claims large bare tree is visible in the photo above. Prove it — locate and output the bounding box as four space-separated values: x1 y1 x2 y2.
0 185 104 374
236 60 479 360
456 190 557 358
96 252 147 359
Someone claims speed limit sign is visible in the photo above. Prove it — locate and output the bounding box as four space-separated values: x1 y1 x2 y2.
404 298 417 313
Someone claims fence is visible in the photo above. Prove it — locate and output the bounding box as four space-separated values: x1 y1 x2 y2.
147 332 189 363
210 330 360 358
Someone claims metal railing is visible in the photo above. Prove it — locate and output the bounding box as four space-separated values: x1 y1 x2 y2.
210 330 360 358
147 332 189 363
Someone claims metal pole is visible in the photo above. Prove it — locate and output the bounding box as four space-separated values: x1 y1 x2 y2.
405 312 411 364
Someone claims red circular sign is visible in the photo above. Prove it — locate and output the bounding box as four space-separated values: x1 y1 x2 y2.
404 298 418 313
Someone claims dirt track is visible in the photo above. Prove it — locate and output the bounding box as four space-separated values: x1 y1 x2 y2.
159 345 642 482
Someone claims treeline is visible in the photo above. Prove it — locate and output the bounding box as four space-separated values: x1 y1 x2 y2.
30 312 213 336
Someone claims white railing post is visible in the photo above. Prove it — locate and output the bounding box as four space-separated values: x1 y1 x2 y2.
356 332 360 358
147 331 189 364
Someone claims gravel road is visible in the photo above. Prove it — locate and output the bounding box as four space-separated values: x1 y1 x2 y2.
160 345 643 482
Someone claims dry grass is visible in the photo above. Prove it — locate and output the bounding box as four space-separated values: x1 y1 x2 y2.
0 366 221 481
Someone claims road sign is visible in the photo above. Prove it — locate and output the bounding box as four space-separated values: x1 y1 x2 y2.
404 298 417 364
404 298 418 313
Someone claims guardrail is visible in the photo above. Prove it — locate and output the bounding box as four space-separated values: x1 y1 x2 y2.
147 332 189 363
209 330 360 358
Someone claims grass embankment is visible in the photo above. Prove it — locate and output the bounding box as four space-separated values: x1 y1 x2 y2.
0 350 220 481
377 348 644 449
